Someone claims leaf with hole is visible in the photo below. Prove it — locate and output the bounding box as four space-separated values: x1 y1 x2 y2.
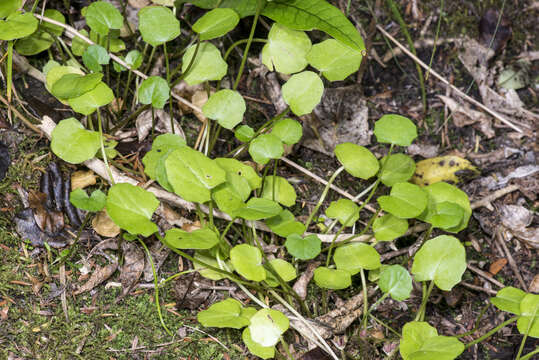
260 176 296 207
377 182 427 219
182 42 227 85
307 39 363 81
334 243 381 275
285 234 321 260
105 183 159 237
68 82 115 115
411 235 466 291
248 134 283 165
82 44 110 72
266 210 306 238
138 76 170 109
378 154 416 186
192 8 239 40
165 146 226 203
491 287 526 315
400 321 464 360
372 214 408 242
265 258 297 287
84 1 123 36
313 267 351 290
69 189 106 212
325 199 359 227
202 89 246 129
0 12 38 40
248 308 289 347
374 114 417 146
164 227 219 250
51 118 100 164
233 198 282 221
215 158 261 190
261 23 311 74
271 118 302 145
334 142 379 180
230 244 266 281
281 71 324 116
379 265 412 301
138 5 180 46
197 298 251 329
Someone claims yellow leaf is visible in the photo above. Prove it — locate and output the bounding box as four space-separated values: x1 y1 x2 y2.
411 156 479 186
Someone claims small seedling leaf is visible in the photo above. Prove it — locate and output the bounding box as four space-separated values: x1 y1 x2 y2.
192 8 239 40
325 199 359 227
84 1 123 36
285 234 321 260
261 23 311 74
248 134 283 165
164 227 219 250
182 42 227 85
198 298 250 329
230 244 266 281
334 243 381 275
313 267 351 290
138 5 180 46
334 143 379 179
379 265 412 301
281 71 324 116
248 309 289 347
138 76 170 109
69 189 106 212
271 118 302 145
307 39 363 81
372 214 408 242
266 210 306 238
235 125 255 142
374 114 417 146
51 118 100 164
378 154 416 186
377 182 427 219
400 321 464 360
265 258 297 287
260 176 297 207
490 286 526 315
202 89 246 129
82 44 110 72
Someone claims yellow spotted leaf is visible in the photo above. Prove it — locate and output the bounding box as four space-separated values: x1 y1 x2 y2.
412 156 479 186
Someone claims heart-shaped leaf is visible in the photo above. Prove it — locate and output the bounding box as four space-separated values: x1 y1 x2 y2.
138 76 170 109
69 188 106 212
242 328 275 359
400 322 464 360
14 9 65 55
182 42 227 85
51 118 100 164
84 1 123 36
313 267 351 290
138 5 180 46
260 176 296 207
373 214 408 242
68 82 115 115
51 73 103 100
334 243 381 275
491 286 526 315
248 134 283 165
325 199 359 227
192 8 239 40
379 265 412 301
335 142 379 180
412 235 466 291
377 182 427 219
281 71 324 116
164 227 219 250
266 210 306 238
378 153 416 186
517 293 539 338
233 198 282 220
374 114 417 146
261 23 311 74
105 183 159 237
198 298 251 329
0 12 38 41
248 308 289 347
285 234 321 260
202 89 246 129
307 39 363 81
230 244 266 281
271 118 303 145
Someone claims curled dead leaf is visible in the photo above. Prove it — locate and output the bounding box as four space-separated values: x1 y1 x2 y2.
71 170 97 190
92 210 121 238
73 263 118 295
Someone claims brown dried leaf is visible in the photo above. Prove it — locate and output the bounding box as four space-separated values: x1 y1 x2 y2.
173 272 212 310
92 210 121 238
489 258 508 275
28 190 64 234
119 241 145 296
73 263 118 295
529 274 539 294
293 261 320 300
71 170 97 190
439 95 495 138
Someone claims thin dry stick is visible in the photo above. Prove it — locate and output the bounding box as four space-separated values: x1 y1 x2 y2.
376 25 524 133
470 184 519 210
460 281 498 296
467 263 505 288
33 14 202 114
496 229 528 291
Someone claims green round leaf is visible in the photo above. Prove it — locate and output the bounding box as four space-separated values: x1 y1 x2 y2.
325 199 359 227
418 182 471 233
51 118 100 164
84 1 123 36
41 9 65 36
230 244 266 281
45 65 84 96
517 293 539 338
105 183 159 237
249 309 289 347
281 71 324 116
265 258 297 287
372 214 408 242
248 134 284 165
491 286 526 315
71 29 90 56
198 298 251 329
51 73 103 101
334 142 379 179
165 146 226 203
138 76 170 109
261 23 311 74
235 125 255 142
374 114 417 146
138 6 180 46
378 153 416 186
0 12 38 41
68 82 115 115
234 198 282 221
313 267 351 290
429 201 464 230
82 44 110 72
15 30 53 56
192 8 239 40
202 89 246 129
0 0 20 19
378 265 412 301
260 176 296 207
271 118 302 145
215 158 261 190
285 234 321 260
265 210 306 238
142 133 186 180
400 321 464 360
377 182 427 219
164 227 219 250
334 243 381 275
69 189 106 212
306 39 363 81
181 42 227 85
411 235 466 291
125 50 143 69
242 328 275 359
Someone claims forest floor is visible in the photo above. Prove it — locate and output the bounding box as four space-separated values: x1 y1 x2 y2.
0 0 537 359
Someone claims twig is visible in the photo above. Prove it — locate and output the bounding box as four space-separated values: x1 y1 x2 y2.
470 184 519 210
460 281 498 296
183 325 229 351
376 25 524 133
496 229 528 291
467 263 505 288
